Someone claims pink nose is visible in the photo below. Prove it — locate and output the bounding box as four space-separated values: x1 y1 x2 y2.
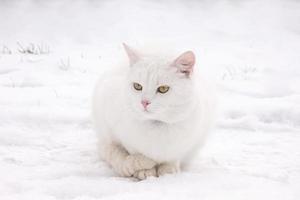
141 100 150 109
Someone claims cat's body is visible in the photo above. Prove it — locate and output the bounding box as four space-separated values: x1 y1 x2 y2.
93 44 215 179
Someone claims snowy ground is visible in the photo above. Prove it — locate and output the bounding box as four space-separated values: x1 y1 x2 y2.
0 0 300 199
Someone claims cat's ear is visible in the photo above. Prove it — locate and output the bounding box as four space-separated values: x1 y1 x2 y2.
123 43 140 66
172 51 195 77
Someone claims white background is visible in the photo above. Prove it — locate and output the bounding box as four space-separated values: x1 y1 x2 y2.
0 0 299 199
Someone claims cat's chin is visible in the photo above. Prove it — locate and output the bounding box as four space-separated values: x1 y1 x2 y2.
133 109 163 121
137 111 178 124
138 110 156 119
130 106 183 123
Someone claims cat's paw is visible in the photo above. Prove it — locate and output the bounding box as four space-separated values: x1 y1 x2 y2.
157 162 180 177
121 154 156 177
133 167 157 180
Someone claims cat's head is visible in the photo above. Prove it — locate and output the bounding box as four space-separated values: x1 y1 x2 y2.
123 43 197 123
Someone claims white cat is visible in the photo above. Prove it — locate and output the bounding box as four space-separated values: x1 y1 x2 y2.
92 43 215 180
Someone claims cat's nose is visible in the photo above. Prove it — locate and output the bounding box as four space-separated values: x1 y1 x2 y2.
141 100 151 109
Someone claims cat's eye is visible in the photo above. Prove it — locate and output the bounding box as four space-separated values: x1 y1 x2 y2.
157 85 170 94
133 82 143 91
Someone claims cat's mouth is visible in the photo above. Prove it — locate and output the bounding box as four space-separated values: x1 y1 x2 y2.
143 109 151 113
142 106 151 113
143 107 149 112
140 108 155 116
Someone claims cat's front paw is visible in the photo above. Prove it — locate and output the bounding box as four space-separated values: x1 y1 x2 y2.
133 167 157 180
157 162 180 177
121 154 156 177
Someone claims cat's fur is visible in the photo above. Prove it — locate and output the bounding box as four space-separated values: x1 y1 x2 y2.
92 44 215 180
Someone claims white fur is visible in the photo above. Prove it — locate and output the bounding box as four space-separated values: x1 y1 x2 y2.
92 45 216 179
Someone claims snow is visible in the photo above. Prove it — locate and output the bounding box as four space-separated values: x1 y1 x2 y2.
0 0 300 199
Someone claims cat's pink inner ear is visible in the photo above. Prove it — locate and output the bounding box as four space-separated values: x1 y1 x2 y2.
172 51 196 76
123 43 139 66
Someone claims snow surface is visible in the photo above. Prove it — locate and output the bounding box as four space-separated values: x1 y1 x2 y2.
0 0 300 199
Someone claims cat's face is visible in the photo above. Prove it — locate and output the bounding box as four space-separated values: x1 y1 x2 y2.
123 44 196 123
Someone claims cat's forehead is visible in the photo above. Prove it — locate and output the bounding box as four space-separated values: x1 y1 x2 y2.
137 56 170 70
130 57 175 84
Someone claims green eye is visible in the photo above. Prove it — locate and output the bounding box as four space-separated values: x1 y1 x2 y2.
157 85 170 94
133 82 142 91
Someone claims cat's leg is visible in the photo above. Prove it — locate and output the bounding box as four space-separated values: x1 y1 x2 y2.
102 142 157 177
133 167 157 180
157 161 180 176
